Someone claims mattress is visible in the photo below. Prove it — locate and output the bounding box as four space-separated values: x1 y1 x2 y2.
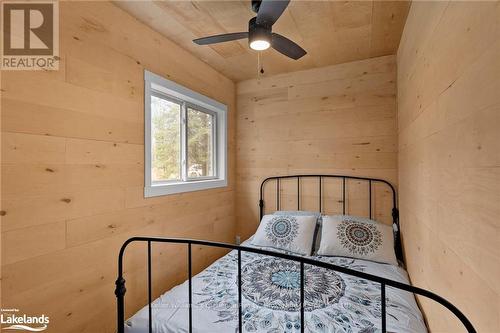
124 239 427 333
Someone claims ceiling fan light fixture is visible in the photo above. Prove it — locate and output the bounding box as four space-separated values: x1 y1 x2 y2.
248 17 271 51
250 39 270 51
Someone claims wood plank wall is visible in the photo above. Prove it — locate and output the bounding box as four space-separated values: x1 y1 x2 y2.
397 2 500 332
0 67 2 309
236 55 398 239
0 2 236 332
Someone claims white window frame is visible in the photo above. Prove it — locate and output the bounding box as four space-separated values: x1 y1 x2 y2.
144 70 227 197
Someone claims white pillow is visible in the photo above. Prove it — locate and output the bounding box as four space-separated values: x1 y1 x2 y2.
317 215 398 265
273 211 322 253
252 214 317 256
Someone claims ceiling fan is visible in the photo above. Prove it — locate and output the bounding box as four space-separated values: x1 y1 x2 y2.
193 0 306 60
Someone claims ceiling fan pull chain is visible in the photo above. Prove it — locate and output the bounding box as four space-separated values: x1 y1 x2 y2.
257 52 265 79
257 52 261 78
260 52 265 75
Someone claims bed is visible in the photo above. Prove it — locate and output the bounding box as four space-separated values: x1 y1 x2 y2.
116 175 476 333
124 238 426 333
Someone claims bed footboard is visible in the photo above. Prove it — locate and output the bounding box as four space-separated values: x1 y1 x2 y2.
115 237 476 333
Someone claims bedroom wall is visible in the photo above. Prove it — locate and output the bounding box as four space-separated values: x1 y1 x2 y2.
397 2 499 332
0 2 236 332
236 55 398 239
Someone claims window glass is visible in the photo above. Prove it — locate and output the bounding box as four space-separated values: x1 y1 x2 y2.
187 107 215 178
151 95 181 182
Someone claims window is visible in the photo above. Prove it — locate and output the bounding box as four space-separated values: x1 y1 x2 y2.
144 70 227 197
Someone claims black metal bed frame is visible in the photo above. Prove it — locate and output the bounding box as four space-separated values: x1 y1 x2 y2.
115 174 476 333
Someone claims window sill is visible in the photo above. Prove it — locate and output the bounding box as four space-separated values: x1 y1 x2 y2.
144 178 227 197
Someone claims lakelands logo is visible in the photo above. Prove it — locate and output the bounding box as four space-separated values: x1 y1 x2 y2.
1 0 59 70
1 308 49 331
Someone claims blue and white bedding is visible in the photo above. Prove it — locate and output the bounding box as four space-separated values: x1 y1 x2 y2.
125 239 427 333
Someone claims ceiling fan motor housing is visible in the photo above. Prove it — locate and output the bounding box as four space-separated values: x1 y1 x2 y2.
251 0 261 13
248 17 272 46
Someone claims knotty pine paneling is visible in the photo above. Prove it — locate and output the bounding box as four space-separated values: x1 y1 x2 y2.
0 2 236 332
236 55 398 239
397 2 500 332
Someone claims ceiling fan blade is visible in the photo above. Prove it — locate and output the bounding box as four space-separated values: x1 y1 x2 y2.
256 0 290 27
193 32 248 45
271 33 306 60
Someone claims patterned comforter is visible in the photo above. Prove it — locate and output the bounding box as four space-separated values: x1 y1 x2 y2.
125 240 427 333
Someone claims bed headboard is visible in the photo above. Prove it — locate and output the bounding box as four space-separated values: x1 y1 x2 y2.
258 174 403 263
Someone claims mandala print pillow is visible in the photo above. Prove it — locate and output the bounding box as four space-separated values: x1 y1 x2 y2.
273 210 322 253
251 214 317 256
317 215 398 265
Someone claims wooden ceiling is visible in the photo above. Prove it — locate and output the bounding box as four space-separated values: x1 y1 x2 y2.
115 1 410 82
